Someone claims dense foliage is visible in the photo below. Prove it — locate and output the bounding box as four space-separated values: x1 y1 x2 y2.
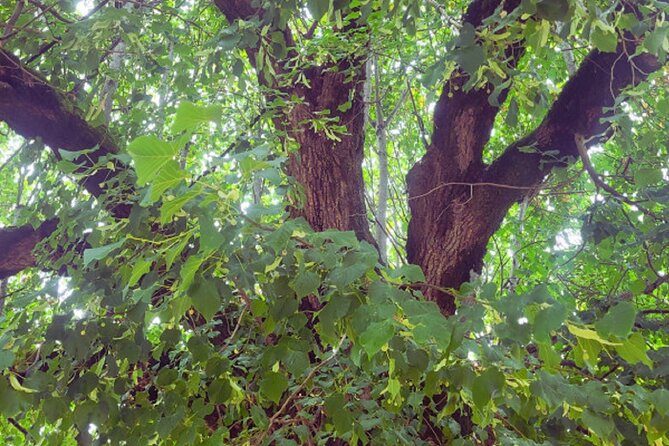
0 0 668 445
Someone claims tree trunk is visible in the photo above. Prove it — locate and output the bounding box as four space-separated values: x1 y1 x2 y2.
284 68 374 244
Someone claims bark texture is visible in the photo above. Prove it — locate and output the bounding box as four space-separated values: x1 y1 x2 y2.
0 49 130 278
407 0 523 314
214 0 375 245
408 15 661 313
0 220 58 280
0 48 122 198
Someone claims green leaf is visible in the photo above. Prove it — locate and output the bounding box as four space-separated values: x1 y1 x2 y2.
567 323 622 346
290 270 321 298
127 135 178 184
358 320 394 358
172 101 222 133
83 239 125 267
456 44 485 75
325 393 353 435
127 259 151 288
180 255 205 291
533 303 566 343
160 186 201 224
581 409 614 439
635 167 663 188
595 302 636 339
536 0 569 22
591 26 618 53
259 371 288 404
616 332 652 367
650 389 669 416
307 0 330 21
0 350 15 369
471 367 505 410
149 160 187 202
189 278 221 321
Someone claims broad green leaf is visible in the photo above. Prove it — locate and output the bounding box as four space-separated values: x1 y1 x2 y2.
567 323 622 346
581 410 614 439
180 255 205 290
325 393 353 435
616 332 652 367
0 350 15 369
83 239 125 267
536 0 569 22
358 320 394 358
149 160 187 202
307 0 329 21
533 303 566 343
591 25 618 53
160 186 201 224
290 270 321 298
471 367 505 410
650 389 669 416
456 44 485 75
259 371 288 404
172 101 222 133
127 135 178 184
189 278 221 321
635 167 663 188
127 259 151 287
595 302 636 339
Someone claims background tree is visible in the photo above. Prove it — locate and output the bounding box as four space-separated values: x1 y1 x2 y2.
0 0 668 444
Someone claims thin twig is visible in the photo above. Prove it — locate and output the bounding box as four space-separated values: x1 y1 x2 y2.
1 0 25 46
7 417 30 440
575 133 665 222
26 0 73 24
219 304 248 353
253 335 347 446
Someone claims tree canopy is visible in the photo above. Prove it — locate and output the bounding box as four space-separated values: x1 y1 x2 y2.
0 0 668 444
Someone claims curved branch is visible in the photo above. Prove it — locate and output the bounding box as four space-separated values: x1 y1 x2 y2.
0 49 134 279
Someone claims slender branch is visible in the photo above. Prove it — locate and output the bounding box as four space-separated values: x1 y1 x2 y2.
7 417 30 440
1 0 25 46
575 133 665 222
253 335 347 446
26 0 73 24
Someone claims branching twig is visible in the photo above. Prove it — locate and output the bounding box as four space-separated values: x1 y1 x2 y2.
1 0 25 46
253 335 347 446
575 133 664 222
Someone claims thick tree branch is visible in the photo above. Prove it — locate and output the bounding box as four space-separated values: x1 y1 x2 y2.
428 0 523 177
0 49 133 279
0 48 125 199
406 0 524 314
485 44 662 203
213 0 377 245
0 220 58 280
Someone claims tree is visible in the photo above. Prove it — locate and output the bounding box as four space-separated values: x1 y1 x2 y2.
0 0 668 444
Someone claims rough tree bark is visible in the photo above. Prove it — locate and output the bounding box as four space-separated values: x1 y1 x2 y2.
0 48 130 278
406 0 524 314
405 1 662 315
214 0 375 245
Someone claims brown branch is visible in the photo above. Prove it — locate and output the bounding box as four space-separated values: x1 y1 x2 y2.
485 43 662 210
7 417 30 440
0 49 135 279
253 335 347 446
1 0 25 45
0 48 129 202
26 0 74 24
25 0 111 65
428 0 523 175
575 133 665 222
